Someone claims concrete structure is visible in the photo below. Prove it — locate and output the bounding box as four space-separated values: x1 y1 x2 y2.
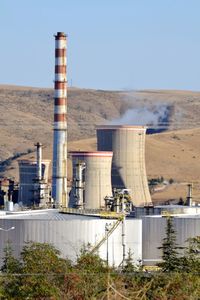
0 210 142 267
52 32 68 208
142 215 200 265
96 125 152 206
18 160 50 206
69 151 113 209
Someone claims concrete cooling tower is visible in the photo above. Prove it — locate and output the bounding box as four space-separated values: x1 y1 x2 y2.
18 160 50 206
69 151 113 209
96 125 152 207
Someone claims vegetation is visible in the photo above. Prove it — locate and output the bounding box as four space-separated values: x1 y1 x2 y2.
158 216 184 272
0 231 200 299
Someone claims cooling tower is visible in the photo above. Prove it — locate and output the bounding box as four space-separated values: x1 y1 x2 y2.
52 32 68 208
69 151 113 209
96 125 152 207
18 160 50 206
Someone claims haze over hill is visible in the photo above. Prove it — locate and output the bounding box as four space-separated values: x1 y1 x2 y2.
1 85 200 203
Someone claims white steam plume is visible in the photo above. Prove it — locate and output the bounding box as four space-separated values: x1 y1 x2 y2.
109 104 170 127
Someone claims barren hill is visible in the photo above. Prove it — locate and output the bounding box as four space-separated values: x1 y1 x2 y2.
1 85 200 203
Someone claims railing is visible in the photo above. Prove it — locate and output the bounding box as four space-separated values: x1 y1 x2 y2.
60 207 124 218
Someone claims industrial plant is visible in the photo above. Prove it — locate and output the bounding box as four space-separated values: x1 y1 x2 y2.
0 32 200 267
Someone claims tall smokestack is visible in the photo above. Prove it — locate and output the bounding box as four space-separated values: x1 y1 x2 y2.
52 32 67 208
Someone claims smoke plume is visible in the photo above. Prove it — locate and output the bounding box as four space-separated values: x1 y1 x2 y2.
109 104 172 133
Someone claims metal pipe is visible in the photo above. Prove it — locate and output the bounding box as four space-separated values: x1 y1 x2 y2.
35 142 42 180
52 32 68 208
121 194 126 267
187 183 193 206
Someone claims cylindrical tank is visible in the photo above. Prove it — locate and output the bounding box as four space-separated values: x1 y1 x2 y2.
69 151 113 209
18 160 50 206
96 125 152 207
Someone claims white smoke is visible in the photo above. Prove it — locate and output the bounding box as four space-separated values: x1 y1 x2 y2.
109 104 170 127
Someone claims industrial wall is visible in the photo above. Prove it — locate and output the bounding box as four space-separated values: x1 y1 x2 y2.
0 212 142 267
142 216 200 265
96 125 152 206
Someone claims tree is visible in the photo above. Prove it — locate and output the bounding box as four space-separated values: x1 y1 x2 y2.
18 242 72 299
74 246 109 299
0 243 22 299
180 236 200 273
158 217 183 272
122 249 137 274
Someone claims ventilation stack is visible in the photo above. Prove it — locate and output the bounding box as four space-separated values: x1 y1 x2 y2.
52 32 68 208
96 125 152 207
69 151 113 209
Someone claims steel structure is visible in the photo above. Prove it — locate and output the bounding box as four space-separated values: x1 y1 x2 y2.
96 125 152 207
52 32 68 208
69 151 113 209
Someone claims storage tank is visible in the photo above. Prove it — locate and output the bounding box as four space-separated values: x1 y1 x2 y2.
69 151 113 209
18 160 50 206
96 125 152 207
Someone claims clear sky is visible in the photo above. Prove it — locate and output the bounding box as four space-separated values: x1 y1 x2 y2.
1 0 200 91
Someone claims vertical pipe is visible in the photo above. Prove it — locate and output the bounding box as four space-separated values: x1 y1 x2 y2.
187 183 193 207
35 142 42 180
121 194 126 267
52 32 67 208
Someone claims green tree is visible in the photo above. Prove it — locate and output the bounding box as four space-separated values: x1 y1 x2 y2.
75 246 109 299
122 249 137 274
180 236 200 273
158 216 182 272
19 242 72 299
0 243 22 299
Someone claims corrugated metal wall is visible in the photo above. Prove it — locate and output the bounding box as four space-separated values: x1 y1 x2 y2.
142 216 200 265
0 215 142 267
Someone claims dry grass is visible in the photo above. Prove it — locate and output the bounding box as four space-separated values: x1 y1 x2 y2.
1 85 200 203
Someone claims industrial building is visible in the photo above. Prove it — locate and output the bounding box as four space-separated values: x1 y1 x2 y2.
18 159 50 207
0 31 200 270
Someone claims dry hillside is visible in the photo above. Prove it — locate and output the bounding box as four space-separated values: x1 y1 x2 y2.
1 85 200 203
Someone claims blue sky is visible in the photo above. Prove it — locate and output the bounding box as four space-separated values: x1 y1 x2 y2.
1 0 200 90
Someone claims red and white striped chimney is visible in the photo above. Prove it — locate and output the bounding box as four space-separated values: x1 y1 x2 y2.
52 32 68 208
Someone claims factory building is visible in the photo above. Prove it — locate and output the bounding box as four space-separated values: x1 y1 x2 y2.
18 159 50 206
96 125 152 207
69 151 113 209
1 31 199 270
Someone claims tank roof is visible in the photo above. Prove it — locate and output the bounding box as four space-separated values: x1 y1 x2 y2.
18 159 51 164
96 125 147 130
69 151 113 157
